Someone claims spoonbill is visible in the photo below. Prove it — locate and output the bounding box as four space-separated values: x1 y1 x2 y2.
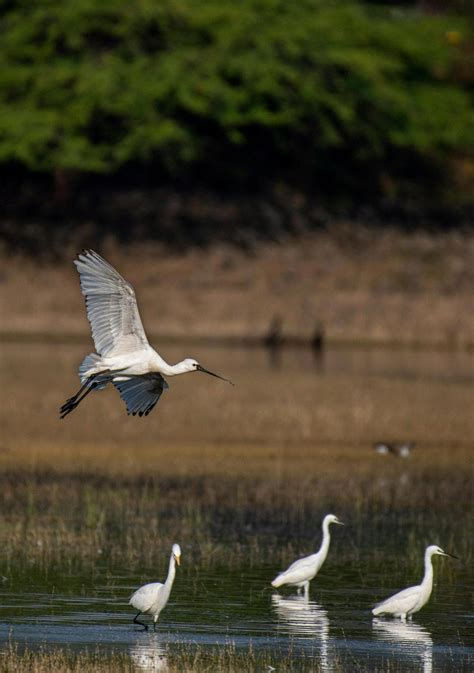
374 442 414 458
271 514 344 596
60 250 233 418
372 545 457 621
130 543 181 630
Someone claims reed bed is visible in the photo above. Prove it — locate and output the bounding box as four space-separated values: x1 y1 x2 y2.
0 440 471 574
0 640 445 673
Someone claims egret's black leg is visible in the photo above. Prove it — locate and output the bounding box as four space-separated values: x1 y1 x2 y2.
60 374 101 419
133 612 148 630
153 620 158 631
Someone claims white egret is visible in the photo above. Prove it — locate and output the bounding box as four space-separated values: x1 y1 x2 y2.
60 250 233 418
130 543 181 630
374 442 414 458
372 545 457 621
271 514 344 596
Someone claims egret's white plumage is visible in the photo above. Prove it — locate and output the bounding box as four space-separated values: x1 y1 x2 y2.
130 543 181 630
372 545 455 621
271 514 344 596
60 250 233 418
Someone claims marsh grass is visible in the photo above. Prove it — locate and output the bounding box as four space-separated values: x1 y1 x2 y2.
0 640 443 673
0 439 471 574
1 642 133 673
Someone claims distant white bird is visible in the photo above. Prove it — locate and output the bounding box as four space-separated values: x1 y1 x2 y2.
374 442 414 458
60 250 233 418
130 543 181 630
271 514 344 596
372 545 457 621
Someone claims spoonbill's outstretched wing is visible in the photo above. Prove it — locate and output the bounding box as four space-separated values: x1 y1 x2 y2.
113 374 169 416
75 250 149 357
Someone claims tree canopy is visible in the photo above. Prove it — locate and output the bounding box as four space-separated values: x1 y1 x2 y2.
0 0 472 192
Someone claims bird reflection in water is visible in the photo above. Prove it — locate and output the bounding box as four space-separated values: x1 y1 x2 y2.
130 635 168 672
272 595 331 672
373 618 433 673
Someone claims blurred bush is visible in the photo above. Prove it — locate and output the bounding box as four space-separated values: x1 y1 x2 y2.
0 0 472 200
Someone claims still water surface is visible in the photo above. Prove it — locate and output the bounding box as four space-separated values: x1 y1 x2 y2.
1 556 472 671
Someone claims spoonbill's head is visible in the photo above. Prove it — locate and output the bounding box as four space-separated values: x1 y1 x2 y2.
172 543 181 566
325 514 344 526
427 545 458 559
183 358 234 385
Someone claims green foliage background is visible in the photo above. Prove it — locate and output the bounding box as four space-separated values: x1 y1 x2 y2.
0 0 472 193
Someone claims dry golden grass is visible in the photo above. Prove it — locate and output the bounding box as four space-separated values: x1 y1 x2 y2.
2 343 473 469
1 229 473 347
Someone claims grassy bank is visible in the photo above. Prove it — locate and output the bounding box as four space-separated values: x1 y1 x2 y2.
1 228 474 348
0 444 472 573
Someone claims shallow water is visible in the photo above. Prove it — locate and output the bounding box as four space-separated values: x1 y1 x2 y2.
0 343 473 670
1 552 472 671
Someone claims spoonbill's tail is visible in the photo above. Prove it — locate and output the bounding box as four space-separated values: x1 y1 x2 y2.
78 352 104 383
60 352 112 419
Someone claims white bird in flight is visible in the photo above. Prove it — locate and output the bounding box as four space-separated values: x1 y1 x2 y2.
372 545 457 621
271 513 344 596
129 543 181 630
60 250 233 418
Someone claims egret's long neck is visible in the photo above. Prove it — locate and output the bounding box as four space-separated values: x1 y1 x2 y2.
164 554 176 589
421 549 434 592
318 520 332 560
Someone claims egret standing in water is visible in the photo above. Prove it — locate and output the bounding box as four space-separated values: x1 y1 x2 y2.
372 545 457 621
60 250 233 418
130 543 181 630
271 514 344 596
